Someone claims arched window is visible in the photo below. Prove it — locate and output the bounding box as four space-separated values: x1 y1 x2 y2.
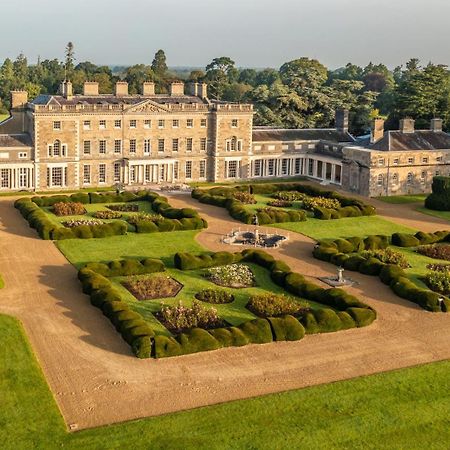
53 140 61 156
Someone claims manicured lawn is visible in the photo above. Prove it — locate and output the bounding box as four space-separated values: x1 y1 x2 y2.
0 113 9 123
1 313 449 450
416 206 450 222
376 194 427 204
274 216 415 240
56 230 204 268
189 177 306 188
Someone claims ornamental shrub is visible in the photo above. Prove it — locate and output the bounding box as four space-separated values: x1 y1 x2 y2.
334 238 355 253
53 201 87 216
176 328 221 355
209 326 249 347
379 264 406 285
312 308 343 332
238 318 273 344
154 335 182 358
391 233 420 247
347 307 377 327
359 257 385 276
132 336 153 358
268 315 305 341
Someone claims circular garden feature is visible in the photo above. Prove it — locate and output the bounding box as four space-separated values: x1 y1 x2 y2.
203 264 256 288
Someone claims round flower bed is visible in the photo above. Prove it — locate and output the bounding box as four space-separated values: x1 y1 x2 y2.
155 300 226 333
195 289 234 304
93 210 122 219
204 264 255 288
246 292 309 318
62 218 103 228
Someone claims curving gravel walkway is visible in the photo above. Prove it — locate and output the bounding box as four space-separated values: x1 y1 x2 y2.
0 193 449 430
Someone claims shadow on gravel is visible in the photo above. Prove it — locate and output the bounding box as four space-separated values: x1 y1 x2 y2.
39 264 132 357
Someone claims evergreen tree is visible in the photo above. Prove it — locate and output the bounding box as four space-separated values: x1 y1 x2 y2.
151 50 168 77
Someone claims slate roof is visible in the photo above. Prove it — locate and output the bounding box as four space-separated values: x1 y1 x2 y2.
361 130 450 151
30 94 206 106
0 134 32 148
252 128 355 143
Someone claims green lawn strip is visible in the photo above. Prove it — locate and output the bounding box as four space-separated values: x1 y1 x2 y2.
416 206 450 222
109 263 318 335
0 274 4 288
0 114 9 123
56 230 204 268
376 194 427 204
188 176 306 188
1 313 449 449
242 193 307 215
274 215 415 240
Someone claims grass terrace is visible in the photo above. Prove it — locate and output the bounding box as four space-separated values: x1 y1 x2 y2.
1 313 449 449
376 194 428 204
275 215 415 240
416 206 450 222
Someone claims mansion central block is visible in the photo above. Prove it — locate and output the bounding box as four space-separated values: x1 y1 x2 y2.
1 79 450 197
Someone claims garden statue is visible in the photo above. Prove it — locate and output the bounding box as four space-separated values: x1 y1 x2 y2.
337 267 344 283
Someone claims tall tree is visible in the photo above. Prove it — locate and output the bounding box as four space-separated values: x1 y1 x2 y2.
151 50 168 77
65 42 75 79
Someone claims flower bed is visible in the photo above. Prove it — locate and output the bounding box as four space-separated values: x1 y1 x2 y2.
123 274 183 300
93 210 123 219
53 201 86 216
156 300 226 333
273 191 307 202
127 212 163 225
195 289 234 304
233 192 257 204
63 218 103 228
267 199 293 208
424 271 450 295
246 292 309 318
301 196 341 211
360 248 410 268
204 264 256 288
426 263 450 272
417 244 450 261
106 203 139 212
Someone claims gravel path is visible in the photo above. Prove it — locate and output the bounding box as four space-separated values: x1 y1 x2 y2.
0 193 449 430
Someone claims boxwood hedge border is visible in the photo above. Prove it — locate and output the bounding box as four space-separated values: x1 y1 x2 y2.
191 182 376 224
14 190 207 240
313 230 450 313
77 250 376 359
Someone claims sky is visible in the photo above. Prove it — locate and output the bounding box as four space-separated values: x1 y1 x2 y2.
1 0 450 70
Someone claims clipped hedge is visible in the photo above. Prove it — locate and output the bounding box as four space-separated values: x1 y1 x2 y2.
313 231 450 312
425 176 450 210
192 182 376 223
83 258 165 277
15 190 207 240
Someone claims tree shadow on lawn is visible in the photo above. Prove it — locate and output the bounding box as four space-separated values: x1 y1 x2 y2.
38 264 132 357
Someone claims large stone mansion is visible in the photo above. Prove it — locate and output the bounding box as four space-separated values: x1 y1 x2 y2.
1 79 449 196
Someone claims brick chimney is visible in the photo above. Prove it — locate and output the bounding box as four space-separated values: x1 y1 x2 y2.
335 109 349 133
83 81 99 96
399 118 415 133
188 82 199 96
170 81 185 96
60 80 73 100
142 82 155 96
10 90 28 109
115 81 129 97
370 118 385 144
431 118 443 132
199 82 208 99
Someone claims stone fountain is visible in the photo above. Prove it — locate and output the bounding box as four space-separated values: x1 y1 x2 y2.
222 214 289 248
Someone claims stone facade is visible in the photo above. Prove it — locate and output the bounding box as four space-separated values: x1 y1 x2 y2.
0 81 449 197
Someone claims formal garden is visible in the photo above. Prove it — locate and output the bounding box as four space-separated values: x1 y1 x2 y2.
78 248 376 358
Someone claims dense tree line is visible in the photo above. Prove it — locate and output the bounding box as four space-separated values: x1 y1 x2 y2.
1 43 450 135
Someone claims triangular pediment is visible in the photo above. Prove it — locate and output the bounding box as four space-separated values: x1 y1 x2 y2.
125 99 170 114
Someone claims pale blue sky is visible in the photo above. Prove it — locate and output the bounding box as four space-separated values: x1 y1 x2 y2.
1 0 449 69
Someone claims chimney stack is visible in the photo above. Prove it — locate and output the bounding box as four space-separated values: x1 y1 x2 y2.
83 81 99 96
335 109 349 133
370 118 385 144
142 82 155 96
170 81 185 96
10 90 28 109
188 82 199 96
199 82 208 99
399 118 415 134
115 81 129 97
60 80 73 100
431 118 443 132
